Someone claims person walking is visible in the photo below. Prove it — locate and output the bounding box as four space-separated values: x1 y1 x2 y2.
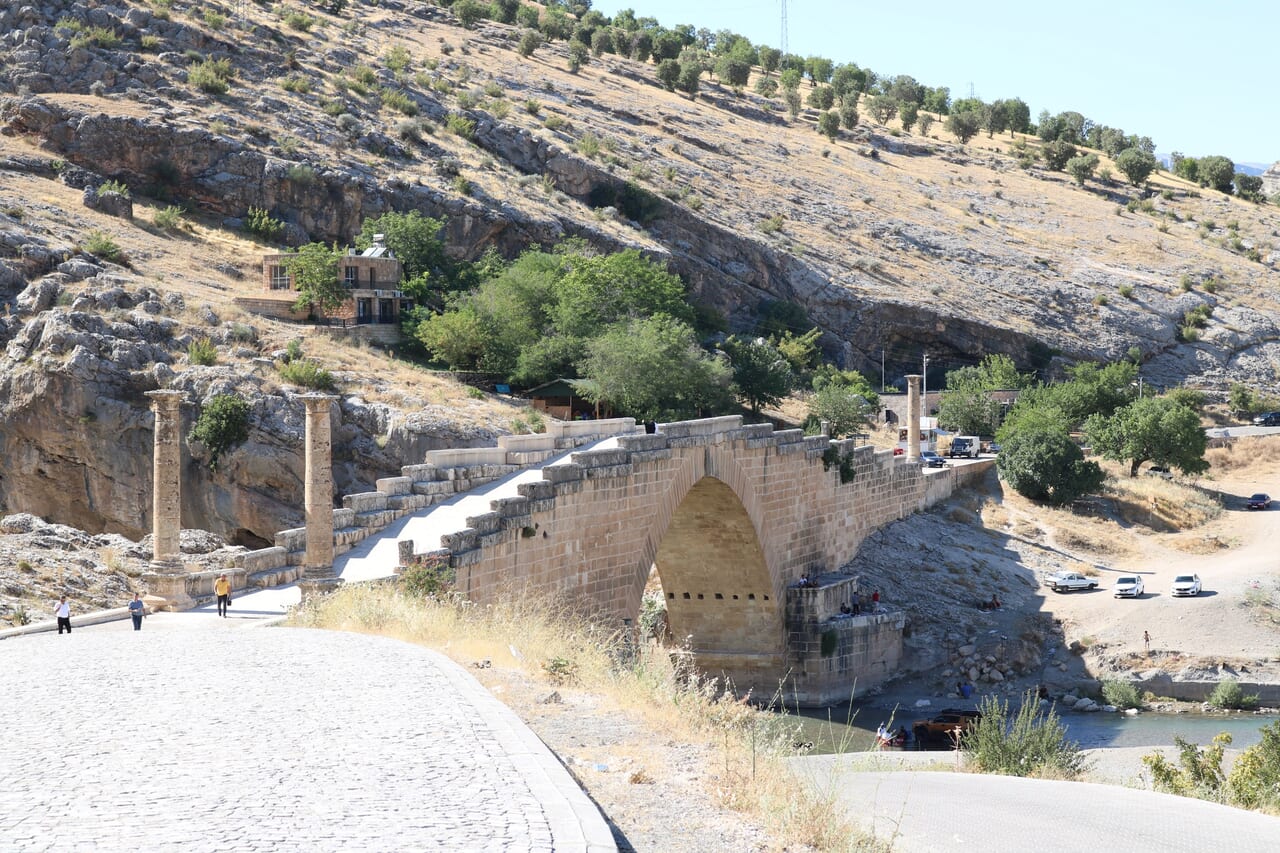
128 593 145 631
214 574 231 618
54 597 72 634
1143 630 1151 655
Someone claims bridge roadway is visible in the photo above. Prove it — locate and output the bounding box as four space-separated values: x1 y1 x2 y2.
0 441 623 853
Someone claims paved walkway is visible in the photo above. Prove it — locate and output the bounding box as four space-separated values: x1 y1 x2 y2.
2 618 615 852
791 756 1280 852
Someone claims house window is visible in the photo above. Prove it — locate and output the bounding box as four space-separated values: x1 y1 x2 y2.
269 265 291 290
344 266 358 287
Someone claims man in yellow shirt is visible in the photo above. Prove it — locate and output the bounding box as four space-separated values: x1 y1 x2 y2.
214 574 231 617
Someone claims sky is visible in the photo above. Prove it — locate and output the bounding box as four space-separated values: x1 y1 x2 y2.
591 1 1279 167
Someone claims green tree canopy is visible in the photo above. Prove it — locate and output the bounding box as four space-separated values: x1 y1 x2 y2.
816 110 840 140
808 384 873 438
577 315 732 421
282 242 346 313
1196 155 1235 193
946 110 981 144
1114 147 1157 186
721 336 794 419
937 354 1030 436
356 211 448 286
997 425 1104 505
1042 139 1078 172
552 249 691 337
1085 395 1209 478
811 365 879 411
1066 153 1100 186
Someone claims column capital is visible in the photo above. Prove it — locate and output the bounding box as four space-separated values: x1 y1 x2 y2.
300 393 338 412
145 389 186 409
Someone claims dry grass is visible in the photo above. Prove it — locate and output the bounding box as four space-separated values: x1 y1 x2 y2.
1206 436 1280 475
292 584 881 851
1103 473 1222 532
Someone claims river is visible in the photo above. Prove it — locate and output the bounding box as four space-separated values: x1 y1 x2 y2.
789 699 1279 754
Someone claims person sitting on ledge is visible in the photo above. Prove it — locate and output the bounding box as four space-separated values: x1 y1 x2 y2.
839 603 852 616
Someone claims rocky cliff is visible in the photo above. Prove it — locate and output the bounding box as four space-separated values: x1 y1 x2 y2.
4 0 1280 389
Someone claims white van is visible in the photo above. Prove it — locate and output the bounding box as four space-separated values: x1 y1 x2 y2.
949 435 980 459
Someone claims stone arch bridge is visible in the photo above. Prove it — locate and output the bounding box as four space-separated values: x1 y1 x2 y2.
424 416 933 704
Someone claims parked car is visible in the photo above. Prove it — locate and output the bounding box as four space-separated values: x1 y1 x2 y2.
1247 493 1272 510
920 451 947 468
1171 574 1202 597
1145 465 1173 479
1113 576 1144 598
1046 571 1097 592
912 709 982 747
1252 412 1280 426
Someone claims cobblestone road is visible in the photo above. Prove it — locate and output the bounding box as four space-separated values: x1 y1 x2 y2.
1 623 614 852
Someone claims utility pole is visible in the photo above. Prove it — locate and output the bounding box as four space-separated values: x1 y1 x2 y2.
881 348 885 393
780 0 789 58
922 352 929 418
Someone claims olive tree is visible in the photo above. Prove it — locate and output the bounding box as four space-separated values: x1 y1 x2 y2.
1114 148 1157 186
1085 395 1209 478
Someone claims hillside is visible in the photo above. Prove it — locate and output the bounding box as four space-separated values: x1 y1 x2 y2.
4 0 1280 393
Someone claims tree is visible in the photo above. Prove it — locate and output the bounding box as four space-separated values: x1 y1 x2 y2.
721 336 793 419
816 110 840 141
656 58 680 90
840 101 859 131
922 86 950 115
805 55 833 84
1228 720 1280 810
937 354 1030 435
452 0 484 29
808 385 872 438
997 426 1104 505
1172 152 1198 183
417 302 487 370
806 85 835 111
567 40 590 72
1042 139 1077 171
811 365 878 410
489 0 520 23
774 327 823 375
714 55 750 88
982 100 1008 138
282 242 345 312
831 64 867 101
357 211 447 286
1235 172 1264 201
758 46 781 76
898 101 918 133
577 315 732 421
917 113 934 136
779 68 803 92
676 59 701 97
1065 153 1099 186
1004 97 1031 135
885 74 924 105
552 249 692 338
1114 147 1157 186
1196 155 1235 193
187 394 251 472
517 29 541 57
946 110 981 144
866 94 898 124
1085 395 1209 478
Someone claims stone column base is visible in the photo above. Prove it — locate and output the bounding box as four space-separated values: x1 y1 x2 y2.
142 563 194 612
298 576 343 604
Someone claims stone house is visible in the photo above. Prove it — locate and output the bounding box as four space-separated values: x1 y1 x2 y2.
238 237 413 345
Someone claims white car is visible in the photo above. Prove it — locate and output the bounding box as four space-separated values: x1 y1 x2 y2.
1046 571 1097 592
1171 574 1202 597
1113 576 1144 598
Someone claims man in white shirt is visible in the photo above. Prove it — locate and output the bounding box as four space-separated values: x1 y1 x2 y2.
54 597 71 634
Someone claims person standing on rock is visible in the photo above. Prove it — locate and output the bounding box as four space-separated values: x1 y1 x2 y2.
54 597 72 634
1144 630 1151 655
128 593 145 631
214 574 231 618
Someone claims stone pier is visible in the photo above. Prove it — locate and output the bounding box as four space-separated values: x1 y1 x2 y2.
906 374 922 460
299 394 340 601
141 390 191 610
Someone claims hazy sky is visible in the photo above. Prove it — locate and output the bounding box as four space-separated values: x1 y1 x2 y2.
591 1 1278 166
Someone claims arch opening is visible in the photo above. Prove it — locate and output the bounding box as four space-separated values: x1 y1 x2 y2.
650 476 783 691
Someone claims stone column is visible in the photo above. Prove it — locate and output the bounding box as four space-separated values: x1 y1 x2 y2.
142 390 192 610
299 394 340 600
906 374 922 461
